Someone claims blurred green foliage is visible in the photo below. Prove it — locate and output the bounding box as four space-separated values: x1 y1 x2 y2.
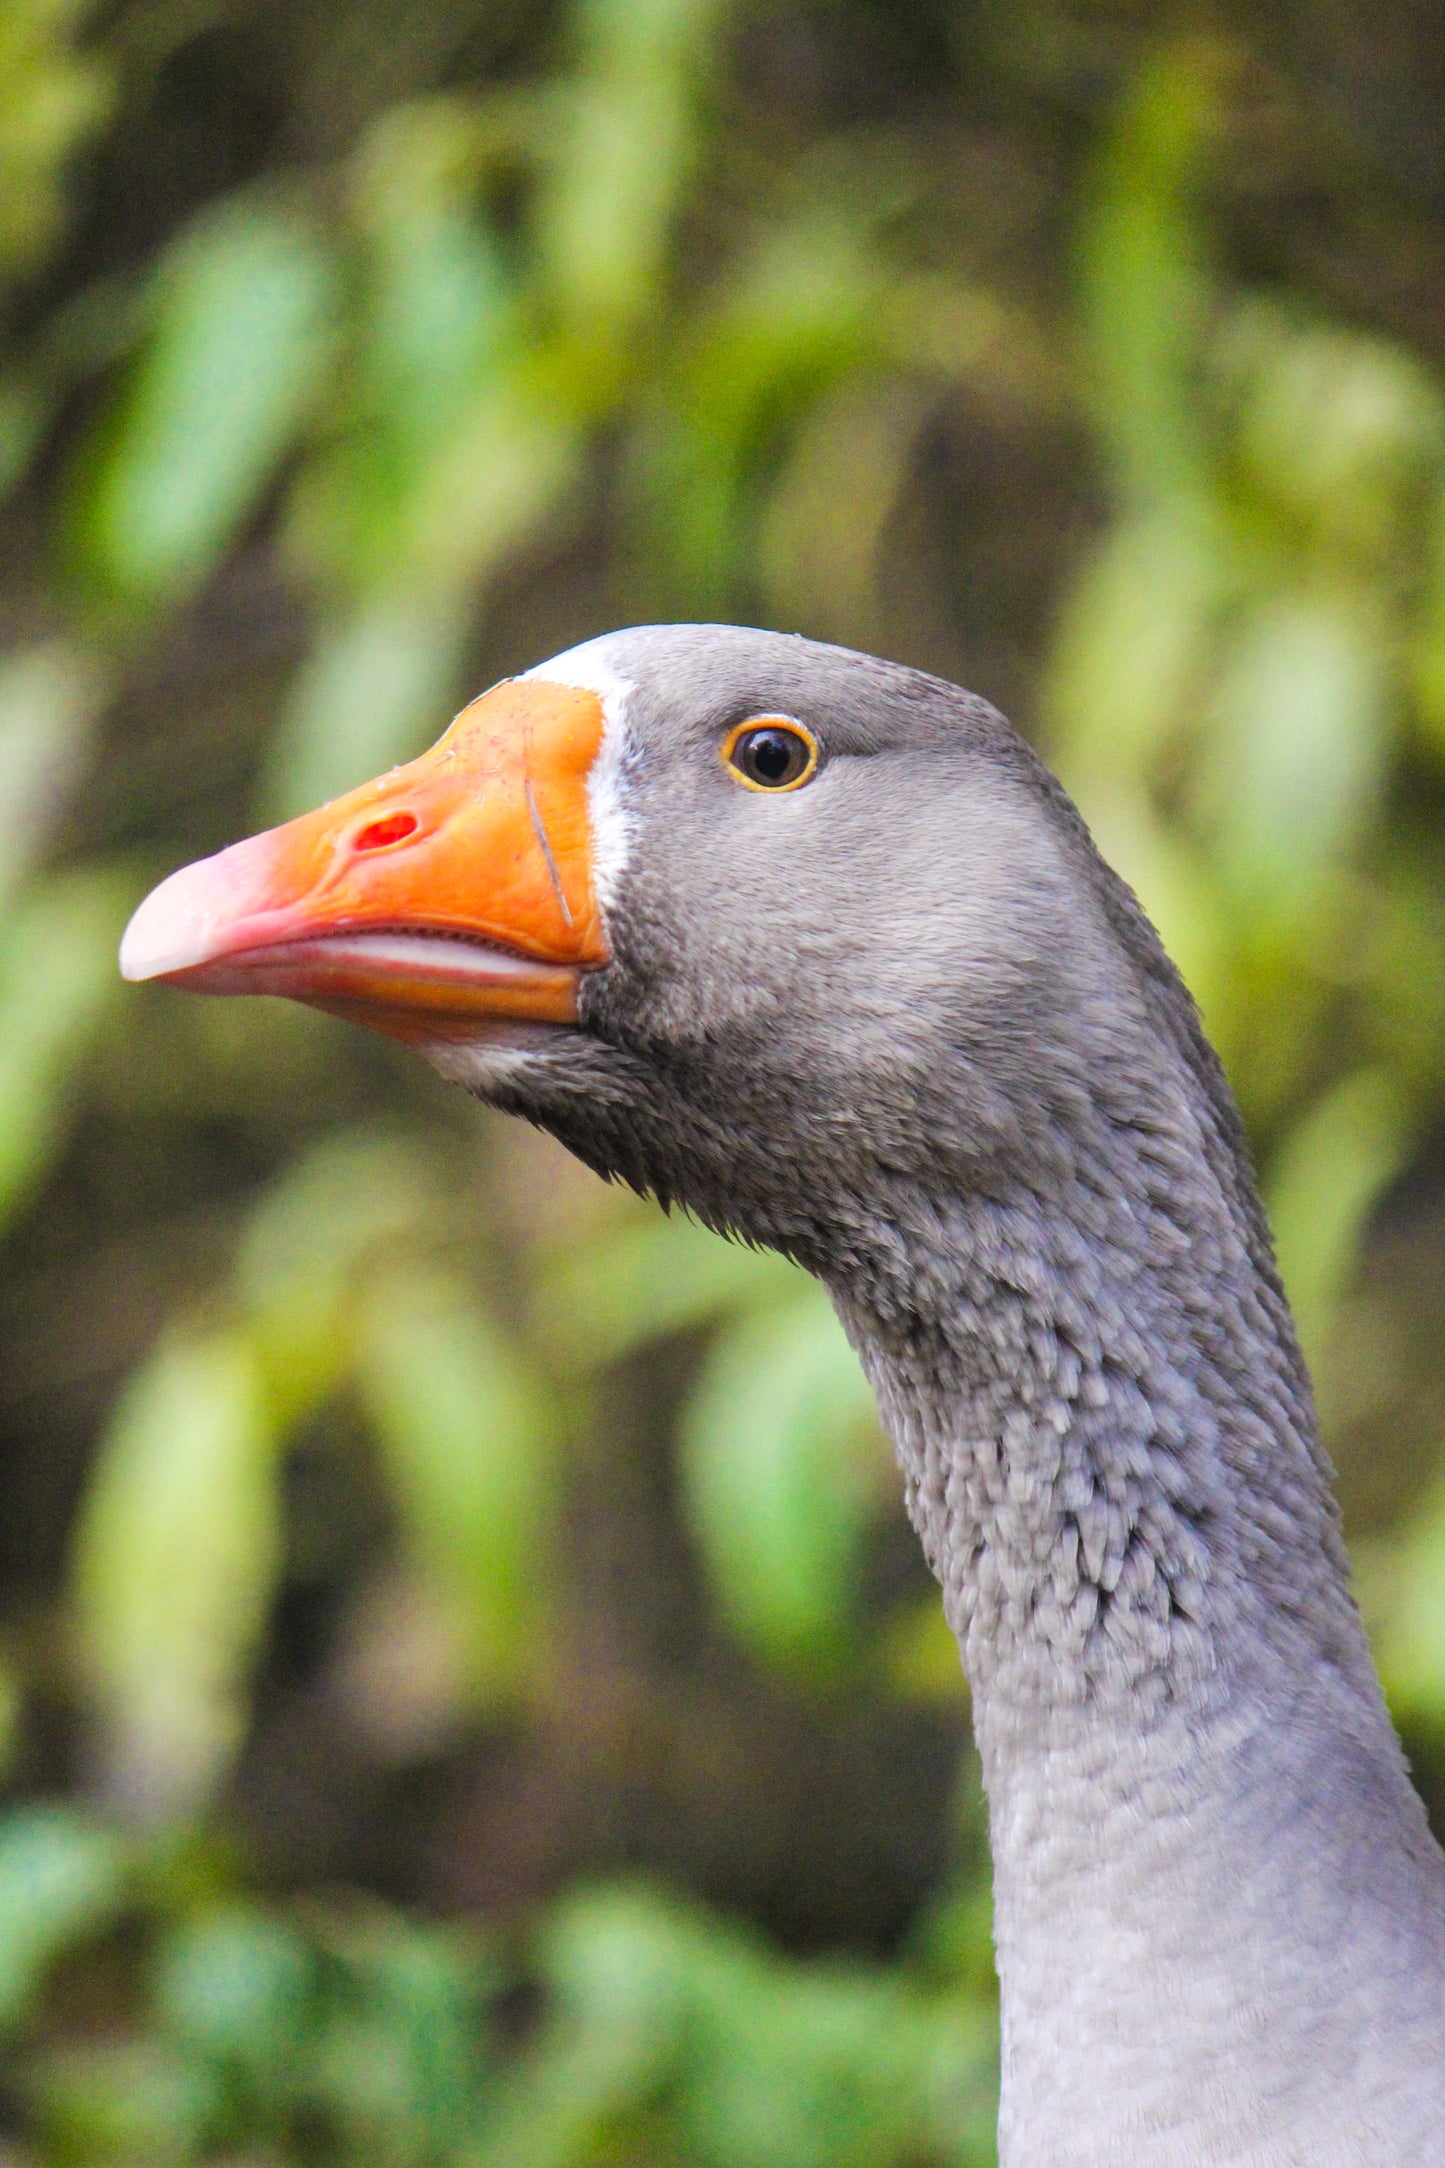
1 1809 995 2166
3 0 1445 2160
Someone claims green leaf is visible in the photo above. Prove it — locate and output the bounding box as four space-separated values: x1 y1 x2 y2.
69 1331 281 1821
907 1880 998 2001
881 273 1065 415
512 1885 999 2168
260 596 469 820
686 1959 966 2168
1265 1069 1407 1371
0 640 107 911
76 195 335 604
0 1807 127 2032
0 0 112 281
281 97 520 618
352 97 513 460
26 2036 217 2164
760 377 929 646
630 213 877 612
0 863 134 1231
1190 593 1391 910
155 1903 315 2089
309 1904 494 2151
234 1128 444 1423
536 0 726 335
357 1271 558 1703
539 1209 805 1371
1045 511 1226 795
1410 482 1445 755
0 366 50 505
1077 38 1226 509
878 1594 970 1707
398 380 581 595
1227 307 1445 564
541 1884 693 2055
477 1886 691 2168
1356 851 1445 1089
679 1287 881 1673
1369 1475 1445 1730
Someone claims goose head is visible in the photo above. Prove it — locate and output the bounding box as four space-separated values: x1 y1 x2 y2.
120 623 1192 1272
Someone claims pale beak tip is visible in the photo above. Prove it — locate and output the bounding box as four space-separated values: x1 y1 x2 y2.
119 861 225 982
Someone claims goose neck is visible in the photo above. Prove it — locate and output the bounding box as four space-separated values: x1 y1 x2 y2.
828 1112 1379 1751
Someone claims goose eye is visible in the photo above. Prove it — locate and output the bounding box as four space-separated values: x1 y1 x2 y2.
722 718 818 792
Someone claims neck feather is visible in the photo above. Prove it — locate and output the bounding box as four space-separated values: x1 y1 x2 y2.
829 1049 1371 1732
826 1046 1445 2160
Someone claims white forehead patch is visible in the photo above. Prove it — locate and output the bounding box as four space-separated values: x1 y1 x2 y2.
523 636 635 918
522 634 632 711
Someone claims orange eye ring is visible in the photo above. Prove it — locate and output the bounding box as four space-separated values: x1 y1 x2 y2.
721 716 819 793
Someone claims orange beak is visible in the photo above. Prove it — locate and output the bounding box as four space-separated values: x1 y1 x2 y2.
119 678 612 1045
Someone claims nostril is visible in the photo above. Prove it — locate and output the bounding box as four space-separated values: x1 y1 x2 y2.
353 812 419 852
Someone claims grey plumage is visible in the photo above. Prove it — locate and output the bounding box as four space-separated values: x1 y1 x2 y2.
443 625 1445 2164
126 615 1439 2163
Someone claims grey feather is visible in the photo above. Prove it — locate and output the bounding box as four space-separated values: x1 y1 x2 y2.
447 625 1445 2166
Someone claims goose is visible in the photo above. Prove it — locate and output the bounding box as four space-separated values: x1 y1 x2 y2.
119 625 1445 2165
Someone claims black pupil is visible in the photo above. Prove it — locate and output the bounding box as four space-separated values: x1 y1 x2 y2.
740 727 805 786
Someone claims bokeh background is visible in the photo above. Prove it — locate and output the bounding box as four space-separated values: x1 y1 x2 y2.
3 0 1445 2160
